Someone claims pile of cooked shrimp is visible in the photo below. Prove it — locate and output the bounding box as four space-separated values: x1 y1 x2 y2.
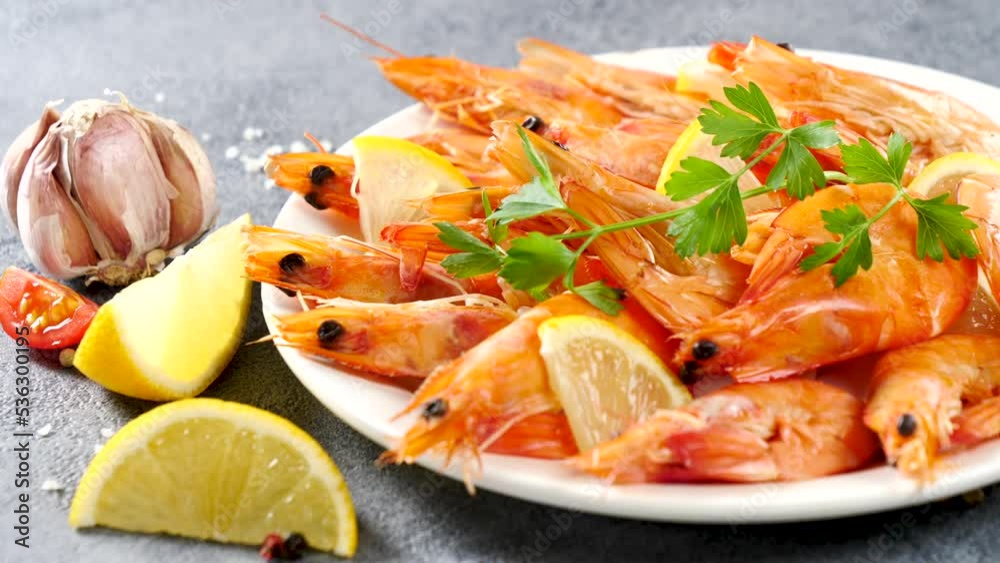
245 36 1000 485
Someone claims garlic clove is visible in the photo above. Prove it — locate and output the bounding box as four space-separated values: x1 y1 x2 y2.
16 133 98 280
141 114 218 249
1 105 60 228
62 104 174 273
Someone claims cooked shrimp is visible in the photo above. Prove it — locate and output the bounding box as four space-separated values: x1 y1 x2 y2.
418 185 519 221
274 296 516 378
712 37 1000 166
517 38 705 121
865 334 1000 481
676 183 977 382
573 379 878 483
488 120 679 222
265 152 358 217
243 225 469 302
957 174 1000 304
564 185 748 330
544 120 679 188
381 294 674 470
375 56 624 134
407 128 518 186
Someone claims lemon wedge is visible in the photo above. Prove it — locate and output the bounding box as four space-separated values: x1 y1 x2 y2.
69 398 357 558
73 214 252 401
351 135 472 243
656 118 762 198
537 315 691 451
675 59 736 101
907 152 1000 197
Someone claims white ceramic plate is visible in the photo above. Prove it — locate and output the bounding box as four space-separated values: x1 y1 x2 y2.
263 46 1000 523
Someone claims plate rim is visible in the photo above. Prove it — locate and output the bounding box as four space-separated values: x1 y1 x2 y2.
263 45 1000 524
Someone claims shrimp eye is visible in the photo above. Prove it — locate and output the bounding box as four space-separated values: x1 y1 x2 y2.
896 413 918 437
679 361 700 385
316 320 344 347
279 253 306 274
303 191 328 210
521 115 544 133
691 339 719 360
310 164 335 186
421 398 448 420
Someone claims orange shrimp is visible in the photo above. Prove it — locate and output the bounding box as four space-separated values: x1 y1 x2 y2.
374 56 624 134
543 120 679 189
488 121 679 222
265 152 358 217
274 297 516 378
418 185 519 221
381 294 674 469
517 38 705 121
957 174 1000 305
711 37 1000 166
407 128 518 187
564 185 748 330
865 334 1000 481
676 183 977 382
573 379 878 483
243 225 470 302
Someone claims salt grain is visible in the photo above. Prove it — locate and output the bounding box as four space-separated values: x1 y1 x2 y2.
288 141 307 153
264 144 284 155
242 127 264 141
93 444 103 454
100 428 114 439
320 139 333 152
41 479 63 491
200 132 212 142
224 146 240 160
37 424 52 437
154 92 166 103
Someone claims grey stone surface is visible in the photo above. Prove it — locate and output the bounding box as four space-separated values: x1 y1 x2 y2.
0 0 997 561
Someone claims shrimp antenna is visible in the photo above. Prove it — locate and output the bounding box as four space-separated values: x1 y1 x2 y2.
320 13 407 58
304 132 326 153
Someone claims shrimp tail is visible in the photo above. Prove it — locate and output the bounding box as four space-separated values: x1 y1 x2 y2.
950 396 1000 448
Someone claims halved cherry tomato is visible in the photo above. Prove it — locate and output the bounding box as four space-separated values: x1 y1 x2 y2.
0 267 98 349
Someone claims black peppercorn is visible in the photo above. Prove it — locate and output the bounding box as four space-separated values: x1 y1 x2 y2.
283 533 308 560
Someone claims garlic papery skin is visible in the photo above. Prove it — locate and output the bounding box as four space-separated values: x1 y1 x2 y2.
3 95 218 285
1 104 60 228
16 132 98 279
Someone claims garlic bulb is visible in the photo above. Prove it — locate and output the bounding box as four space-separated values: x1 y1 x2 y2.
0 95 217 285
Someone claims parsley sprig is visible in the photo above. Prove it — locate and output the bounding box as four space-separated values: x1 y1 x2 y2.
800 133 979 284
435 82 979 311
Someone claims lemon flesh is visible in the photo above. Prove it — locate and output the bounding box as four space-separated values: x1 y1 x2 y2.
538 315 692 451
352 135 472 243
656 118 762 198
69 398 357 557
907 152 1000 197
73 214 252 401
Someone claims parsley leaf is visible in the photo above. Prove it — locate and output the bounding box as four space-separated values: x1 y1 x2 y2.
572 281 626 315
517 126 558 197
765 138 827 198
788 120 840 149
488 177 566 224
724 82 780 128
840 133 910 187
498 233 575 292
435 222 503 278
663 157 734 200
668 177 747 257
909 194 979 261
698 100 776 160
439 252 503 278
799 205 873 285
481 189 508 244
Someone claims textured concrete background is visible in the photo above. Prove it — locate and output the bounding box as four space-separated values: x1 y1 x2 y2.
0 0 998 561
